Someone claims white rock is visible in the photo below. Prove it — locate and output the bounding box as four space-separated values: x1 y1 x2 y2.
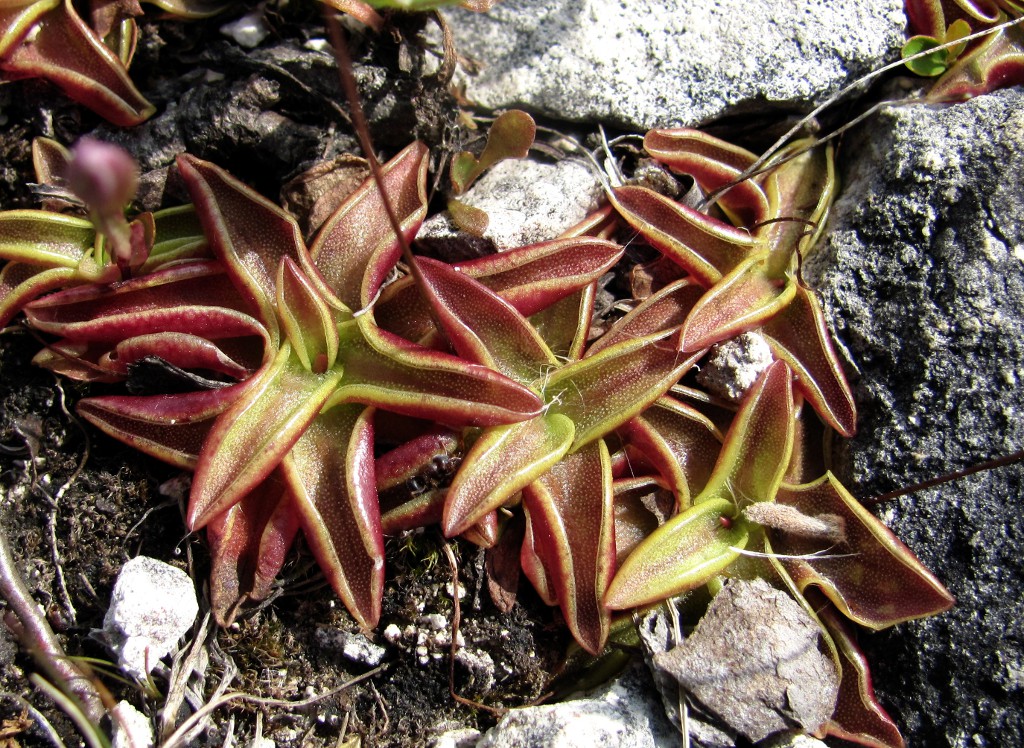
418 158 603 258
476 663 677 747
448 0 903 131
220 9 270 49
315 628 388 666
102 557 198 680
430 728 482 748
111 700 153 748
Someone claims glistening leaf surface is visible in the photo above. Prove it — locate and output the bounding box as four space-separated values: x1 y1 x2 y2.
283 404 384 629
189 344 343 529
178 154 308 335
774 473 955 629
548 329 700 450
416 256 556 382
442 413 575 536
611 186 759 287
605 497 747 610
332 318 542 427
521 440 615 655
310 141 428 310
0 210 94 267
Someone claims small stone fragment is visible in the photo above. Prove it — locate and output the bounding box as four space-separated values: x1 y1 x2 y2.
315 628 387 667
476 663 676 747
111 700 153 748
696 332 775 402
430 728 482 748
220 9 270 49
417 159 603 260
652 579 838 743
102 557 199 680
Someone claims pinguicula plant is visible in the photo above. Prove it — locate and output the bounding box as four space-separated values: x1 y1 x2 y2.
596 128 954 747
0 119 956 748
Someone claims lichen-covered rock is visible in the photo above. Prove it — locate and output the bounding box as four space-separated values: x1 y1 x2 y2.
809 87 1024 746
448 0 904 130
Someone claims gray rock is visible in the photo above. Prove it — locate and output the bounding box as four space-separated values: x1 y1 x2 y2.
808 87 1024 746
448 0 904 130
651 579 838 744
696 331 776 402
101 557 199 681
638 598 736 747
475 662 678 747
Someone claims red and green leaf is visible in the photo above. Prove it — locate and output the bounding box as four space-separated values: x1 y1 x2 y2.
282 404 385 629
521 440 615 655
442 413 575 537
773 473 955 629
188 344 344 529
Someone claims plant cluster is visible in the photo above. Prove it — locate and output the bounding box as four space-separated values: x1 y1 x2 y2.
2 1 1017 746
0 118 956 747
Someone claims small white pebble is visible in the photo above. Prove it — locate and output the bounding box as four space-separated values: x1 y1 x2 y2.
219 10 269 49
102 557 198 680
420 613 447 631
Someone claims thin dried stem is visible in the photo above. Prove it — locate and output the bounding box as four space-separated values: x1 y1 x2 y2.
0 518 107 723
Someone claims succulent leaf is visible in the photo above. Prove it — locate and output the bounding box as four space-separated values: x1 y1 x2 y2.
332 317 543 427
0 0 154 125
24 260 268 345
698 359 795 507
528 285 594 362
98 332 252 380
310 141 429 311
604 497 747 610
761 284 857 436
0 210 94 267
680 253 798 352
521 439 615 655
641 128 771 226
0 264 77 327
586 276 704 356
207 470 300 626
618 396 723 506
188 344 344 529
374 237 623 344
611 185 761 287
276 257 339 374
283 404 385 629
547 328 700 451
77 381 256 467
442 413 575 537
814 594 907 748
773 473 955 629
177 154 308 337
415 256 557 382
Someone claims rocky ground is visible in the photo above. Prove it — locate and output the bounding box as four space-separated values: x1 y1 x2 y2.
0 0 1022 747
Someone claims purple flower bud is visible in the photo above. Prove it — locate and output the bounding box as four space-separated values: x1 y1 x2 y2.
66 138 144 275
67 137 139 214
